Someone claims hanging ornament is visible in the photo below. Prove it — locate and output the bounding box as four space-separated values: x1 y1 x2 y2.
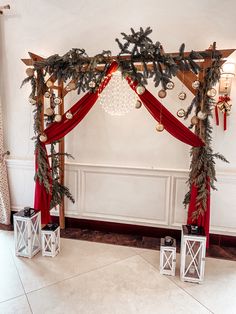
215 95 232 131
54 97 62 105
178 92 187 100
25 68 34 77
54 114 62 122
39 134 47 142
135 100 142 109
166 81 175 90
191 116 199 125
158 89 167 98
45 108 54 116
29 97 36 105
207 88 217 98
44 91 51 98
66 111 73 119
88 81 96 88
192 80 200 89
46 80 53 88
156 123 165 132
197 111 207 120
67 82 77 90
98 71 136 116
177 108 186 118
136 85 146 95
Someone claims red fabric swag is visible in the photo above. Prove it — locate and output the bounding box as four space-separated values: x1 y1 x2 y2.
35 61 204 225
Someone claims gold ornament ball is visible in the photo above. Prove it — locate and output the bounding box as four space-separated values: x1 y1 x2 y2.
178 92 187 100
26 68 34 77
135 100 142 109
29 97 36 105
46 80 53 88
177 108 186 118
166 81 175 90
136 85 146 95
54 114 62 122
39 134 47 142
66 111 73 119
44 91 51 98
156 123 165 132
45 108 54 116
54 97 62 105
158 89 167 98
207 88 217 98
68 82 77 90
197 111 207 120
191 116 199 125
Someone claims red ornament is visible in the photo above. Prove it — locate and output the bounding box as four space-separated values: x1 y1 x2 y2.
215 95 232 131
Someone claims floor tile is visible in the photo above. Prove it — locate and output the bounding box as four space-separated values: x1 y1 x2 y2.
172 258 236 314
13 238 136 293
27 255 210 314
0 232 25 303
0 295 31 314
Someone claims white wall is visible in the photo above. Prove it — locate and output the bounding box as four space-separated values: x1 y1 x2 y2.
1 0 236 234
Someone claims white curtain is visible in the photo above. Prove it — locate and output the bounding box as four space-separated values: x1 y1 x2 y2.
0 98 10 225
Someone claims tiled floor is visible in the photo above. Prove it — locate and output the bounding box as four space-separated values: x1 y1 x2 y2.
0 230 236 314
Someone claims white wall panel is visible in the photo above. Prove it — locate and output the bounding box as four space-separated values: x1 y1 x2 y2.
80 166 170 225
6 159 236 236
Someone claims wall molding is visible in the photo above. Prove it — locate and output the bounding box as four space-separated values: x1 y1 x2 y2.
6 159 236 236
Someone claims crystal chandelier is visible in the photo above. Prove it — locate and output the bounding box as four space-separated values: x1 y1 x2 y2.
98 70 137 116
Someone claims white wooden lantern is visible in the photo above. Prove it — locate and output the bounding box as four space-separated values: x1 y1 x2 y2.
13 207 41 258
42 223 60 257
180 225 206 283
160 237 176 276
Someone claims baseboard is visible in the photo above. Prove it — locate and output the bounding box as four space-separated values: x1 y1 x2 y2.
5 211 236 247
50 216 236 247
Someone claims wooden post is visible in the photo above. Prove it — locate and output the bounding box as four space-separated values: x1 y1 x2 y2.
58 82 65 229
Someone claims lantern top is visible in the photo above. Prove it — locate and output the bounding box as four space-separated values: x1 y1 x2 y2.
14 207 39 218
182 224 205 236
161 237 176 248
42 223 59 231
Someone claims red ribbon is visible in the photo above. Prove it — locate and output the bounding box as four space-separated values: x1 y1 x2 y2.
215 105 219 126
224 111 227 131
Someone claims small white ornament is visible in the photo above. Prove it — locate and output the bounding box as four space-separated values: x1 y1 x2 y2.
54 97 62 105
136 85 145 95
54 114 62 122
44 91 51 98
39 134 47 142
135 100 142 109
192 80 200 89
46 80 53 88
177 108 186 118
45 108 54 116
26 68 34 77
156 123 165 132
29 97 36 105
207 88 217 98
166 81 175 90
197 111 207 120
88 81 96 88
66 111 73 119
178 92 187 100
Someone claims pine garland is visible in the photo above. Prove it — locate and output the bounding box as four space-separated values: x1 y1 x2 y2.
21 27 227 218
184 47 229 219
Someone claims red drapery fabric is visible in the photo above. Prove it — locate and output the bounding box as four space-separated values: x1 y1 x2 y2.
34 61 205 226
126 78 204 147
187 180 210 248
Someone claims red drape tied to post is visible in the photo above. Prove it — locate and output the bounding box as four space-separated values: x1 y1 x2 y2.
187 179 210 248
34 61 204 225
